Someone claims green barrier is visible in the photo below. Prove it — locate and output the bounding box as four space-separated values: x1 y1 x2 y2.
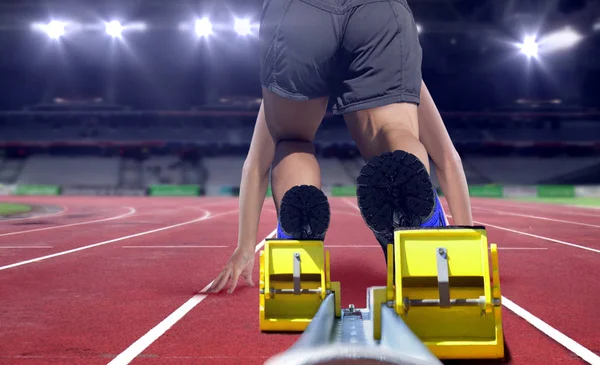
468 184 504 198
15 184 60 196
536 185 575 198
266 186 273 197
331 185 356 197
148 185 200 196
218 186 235 196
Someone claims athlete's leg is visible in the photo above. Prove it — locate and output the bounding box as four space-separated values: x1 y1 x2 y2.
263 88 331 240
259 0 340 239
332 0 445 255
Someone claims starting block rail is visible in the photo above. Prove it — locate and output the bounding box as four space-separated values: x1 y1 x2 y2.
259 226 505 365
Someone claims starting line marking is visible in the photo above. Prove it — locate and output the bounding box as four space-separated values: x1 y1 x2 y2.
107 228 278 365
0 208 240 272
0 206 137 237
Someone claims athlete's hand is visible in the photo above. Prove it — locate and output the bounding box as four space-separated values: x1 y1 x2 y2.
205 245 256 294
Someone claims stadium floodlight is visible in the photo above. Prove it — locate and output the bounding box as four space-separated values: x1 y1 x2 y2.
195 17 213 37
519 35 539 58
234 18 252 36
416 23 423 34
44 21 66 39
105 20 124 38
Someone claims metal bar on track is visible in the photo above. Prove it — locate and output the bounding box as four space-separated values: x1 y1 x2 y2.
289 293 336 351
380 305 443 365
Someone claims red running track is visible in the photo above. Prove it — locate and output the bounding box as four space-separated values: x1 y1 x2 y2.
0 196 598 365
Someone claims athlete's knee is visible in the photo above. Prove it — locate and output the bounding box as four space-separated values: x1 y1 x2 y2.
275 139 315 154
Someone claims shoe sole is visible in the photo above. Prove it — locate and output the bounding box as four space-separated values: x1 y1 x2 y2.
279 185 330 240
357 151 435 245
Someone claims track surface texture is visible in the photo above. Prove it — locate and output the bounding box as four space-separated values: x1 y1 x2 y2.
0 195 598 365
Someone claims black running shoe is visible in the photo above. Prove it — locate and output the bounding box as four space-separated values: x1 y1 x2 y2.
278 185 330 240
356 150 437 249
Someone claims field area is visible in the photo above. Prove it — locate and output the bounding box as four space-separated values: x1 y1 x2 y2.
0 202 32 217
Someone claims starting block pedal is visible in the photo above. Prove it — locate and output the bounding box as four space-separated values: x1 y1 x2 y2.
388 226 504 360
261 226 504 364
259 239 341 332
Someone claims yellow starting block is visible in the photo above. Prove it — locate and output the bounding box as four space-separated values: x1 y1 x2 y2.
388 226 504 359
259 239 341 332
260 226 504 365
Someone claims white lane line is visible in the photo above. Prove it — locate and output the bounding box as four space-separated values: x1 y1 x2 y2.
0 209 240 272
473 207 600 229
107 228 278 365
482 200 600 218
0 207 137 237
501 297 600 364
326 245 547 250
495 247 547 250
341 199 598 362
0 246 53 249
466 217 600 254
122 246 227 249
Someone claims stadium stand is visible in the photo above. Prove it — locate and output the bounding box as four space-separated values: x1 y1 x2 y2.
16 156 120 187
1 112 599 195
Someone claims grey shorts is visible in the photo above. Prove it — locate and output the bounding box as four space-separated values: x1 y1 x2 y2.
259 0 422 115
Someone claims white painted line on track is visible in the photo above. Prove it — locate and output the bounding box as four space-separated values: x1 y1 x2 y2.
482 200 600 217
0 208 240 272
473 207 600 228
466 218 600 254
502 297 600 364
107 228 278 365
122 246 227 249
495 247 548 250
0 246 53 249
326 245 547 250
0 207 137 237
341 199 599 362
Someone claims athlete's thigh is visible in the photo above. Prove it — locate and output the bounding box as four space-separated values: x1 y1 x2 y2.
262 87 328 142
333 0 422 115
259 0 340 104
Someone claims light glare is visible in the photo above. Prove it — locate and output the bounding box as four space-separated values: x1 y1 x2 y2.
538 26 583 53
45 21 66 39
234 18 252 36
519 36 539 58
106 21 124 38
195 18 213 37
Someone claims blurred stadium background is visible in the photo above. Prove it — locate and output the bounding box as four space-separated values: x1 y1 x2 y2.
0 0 599 201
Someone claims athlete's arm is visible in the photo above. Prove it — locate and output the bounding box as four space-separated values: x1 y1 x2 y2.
206 102 275 294
417 80 473 225
237 101 276 251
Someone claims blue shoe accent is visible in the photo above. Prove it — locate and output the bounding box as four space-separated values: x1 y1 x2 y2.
420 190 447 227
277 220 293 239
